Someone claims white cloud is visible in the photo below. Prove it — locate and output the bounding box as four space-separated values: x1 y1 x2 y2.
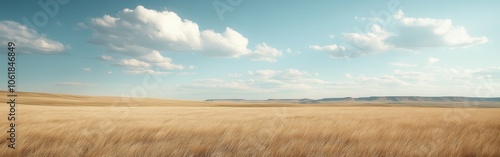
155 62 184 70
85 5 281 62
139 51 184 70
117 59 151 68
0 21 66 53
109 50 184 71
425 66 500 96
91 15 119 28
435 66 500 80
310 24 394 57
310 10 488 57
200 27 249 57
83 68 92 72
309 44 350 57
100 55 113 61
181 68 464 98
182 69 330 93
391 70 434 82
227 73 242 78
428 57 440 64
107 71 113 74
194 78 224 83
284 69 311 77
179 66 500 98
342 24 392 53
246 43 283 62
345 73 353 79
389 62 417 67
393 11 488 48
247 46 283 61
346 70 434 87
123 69 171 75
140 50 171 63
248 69 279 79
246 69 327 89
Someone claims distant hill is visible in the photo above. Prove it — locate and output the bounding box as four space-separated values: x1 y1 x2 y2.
206 96 500 104
336 96 500 102
2 90 498 107
205 99 246 102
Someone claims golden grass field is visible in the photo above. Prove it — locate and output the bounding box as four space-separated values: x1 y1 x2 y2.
0 92 499 156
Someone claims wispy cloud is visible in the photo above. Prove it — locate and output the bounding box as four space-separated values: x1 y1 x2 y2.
389 62 417 67
428 57 440 64
123 69 172 75
181 69 330 93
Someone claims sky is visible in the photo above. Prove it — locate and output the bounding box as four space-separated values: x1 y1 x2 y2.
0 0 499 100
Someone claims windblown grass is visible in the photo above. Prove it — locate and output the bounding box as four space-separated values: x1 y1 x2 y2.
0 92 498 156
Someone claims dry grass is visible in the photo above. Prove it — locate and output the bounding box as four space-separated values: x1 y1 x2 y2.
0 92 499 156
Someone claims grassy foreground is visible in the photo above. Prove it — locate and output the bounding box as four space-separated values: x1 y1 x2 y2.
0 92 499 156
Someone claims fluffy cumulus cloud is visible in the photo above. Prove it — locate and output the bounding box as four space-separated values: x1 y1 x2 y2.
392 11 488 48
200 27 249 57
0 21 66 53
310 10 488 57
84 5 282 62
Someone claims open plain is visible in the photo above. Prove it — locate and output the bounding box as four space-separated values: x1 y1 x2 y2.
0 91 499 156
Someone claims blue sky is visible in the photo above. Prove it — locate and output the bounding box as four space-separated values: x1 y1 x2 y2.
0 0 499 100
